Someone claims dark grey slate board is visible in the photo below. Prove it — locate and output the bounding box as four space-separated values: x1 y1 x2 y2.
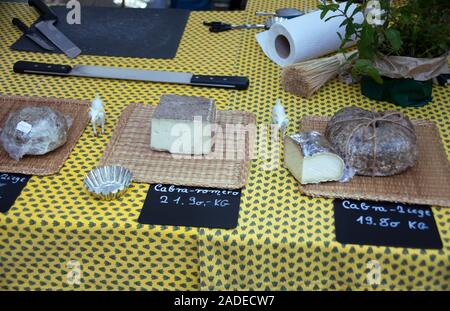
11 6 190 59
138 184 242 229
0 172 30 213
333 199 443 249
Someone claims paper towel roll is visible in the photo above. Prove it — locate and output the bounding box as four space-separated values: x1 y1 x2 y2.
256 2 363 67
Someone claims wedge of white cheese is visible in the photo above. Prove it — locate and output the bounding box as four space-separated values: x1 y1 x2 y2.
150 94 216 155
284 131 344 184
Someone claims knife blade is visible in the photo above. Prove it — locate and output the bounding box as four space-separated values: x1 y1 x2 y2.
12 18 55 51
13 61 250 90
28 0 81 58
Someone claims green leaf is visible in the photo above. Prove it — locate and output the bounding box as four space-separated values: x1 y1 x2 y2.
344 0 353 14
351 6 363 17
317 4 326 10
329 3 339 10
357 23 376 60
353 59 372 70
385 28 402 51
366 67 383 84
320 9 329 20
325 15 341 22
339 19 349 27
345 23 356 37
352 59 383 84
438 42 448 52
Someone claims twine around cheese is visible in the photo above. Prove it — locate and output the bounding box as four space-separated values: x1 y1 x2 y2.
331 111 415 176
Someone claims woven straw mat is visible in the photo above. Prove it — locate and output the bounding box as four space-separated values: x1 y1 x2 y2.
99 103 256 189
0 95 89 175
300 116 450 207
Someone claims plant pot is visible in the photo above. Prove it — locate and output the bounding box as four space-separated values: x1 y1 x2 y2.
361 76 433 108
360 53 447 107
373 53 448 81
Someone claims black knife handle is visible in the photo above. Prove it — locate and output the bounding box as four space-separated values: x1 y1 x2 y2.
28 0 57 21
209 25 233 33
12 18 29 33
203 21 227 27
13 61 72 75
190 75 249 90
203 21 234 32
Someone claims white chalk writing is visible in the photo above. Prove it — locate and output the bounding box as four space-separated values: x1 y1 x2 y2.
154 184 240 197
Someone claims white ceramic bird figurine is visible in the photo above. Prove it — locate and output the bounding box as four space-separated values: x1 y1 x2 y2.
272 99 289 134
89 95 105 136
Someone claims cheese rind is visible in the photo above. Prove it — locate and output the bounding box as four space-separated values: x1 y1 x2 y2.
284 131 344 184
150 95 216 155
152 94 216 122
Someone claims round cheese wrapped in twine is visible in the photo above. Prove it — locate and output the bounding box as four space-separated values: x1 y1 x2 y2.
325 107 418 176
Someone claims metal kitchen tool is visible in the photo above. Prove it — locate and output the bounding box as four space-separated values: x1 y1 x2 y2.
204 21 265 32
28 0 81 58
204 17 286 32
255 8 304 19
84 165 133 201
265 16 287 28
13 61 250 90
12 18 55 51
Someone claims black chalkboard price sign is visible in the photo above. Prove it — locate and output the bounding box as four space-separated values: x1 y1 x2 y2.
333 198 442 249
0 172 30 213
138 184 242 229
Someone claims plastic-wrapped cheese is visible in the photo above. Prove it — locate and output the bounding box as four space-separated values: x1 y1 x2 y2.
0 107 72 161
284 131 345 184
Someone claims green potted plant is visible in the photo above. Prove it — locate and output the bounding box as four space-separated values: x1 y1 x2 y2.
318 0 449 107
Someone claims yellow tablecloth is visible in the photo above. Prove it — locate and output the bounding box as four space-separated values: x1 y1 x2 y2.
1 0 449 291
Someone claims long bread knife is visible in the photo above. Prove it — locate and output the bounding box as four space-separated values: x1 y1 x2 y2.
29 0 81 58
13 61 250 90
